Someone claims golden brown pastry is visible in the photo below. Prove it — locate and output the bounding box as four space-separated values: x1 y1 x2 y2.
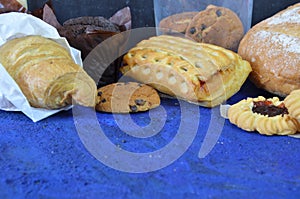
95 82 160 113
284 89 300 120
120 35 252 107
228 96 300 135
238 3 300 97
0 35 97 109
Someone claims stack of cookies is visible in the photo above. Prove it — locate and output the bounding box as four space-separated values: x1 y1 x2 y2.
159 5 244 52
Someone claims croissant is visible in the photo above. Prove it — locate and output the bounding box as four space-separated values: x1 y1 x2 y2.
0 35 97 109
120 35 252 107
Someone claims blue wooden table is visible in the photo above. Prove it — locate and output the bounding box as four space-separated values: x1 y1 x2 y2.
0 80 299 199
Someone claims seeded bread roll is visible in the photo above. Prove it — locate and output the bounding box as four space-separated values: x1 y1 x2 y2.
238 3 300 97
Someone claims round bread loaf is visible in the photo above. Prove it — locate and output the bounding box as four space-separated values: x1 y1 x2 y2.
238 3 300 97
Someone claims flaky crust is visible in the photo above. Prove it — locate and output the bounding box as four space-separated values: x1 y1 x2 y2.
284 89 300 120
238 3 300 97
228 96 300 135
0 35 97 109
121 35 251 107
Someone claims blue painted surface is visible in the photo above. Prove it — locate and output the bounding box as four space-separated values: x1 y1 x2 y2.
1 80 300 199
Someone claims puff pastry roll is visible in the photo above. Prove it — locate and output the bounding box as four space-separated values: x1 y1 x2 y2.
120 35 251 107
228 96 300 135
0 35 97 109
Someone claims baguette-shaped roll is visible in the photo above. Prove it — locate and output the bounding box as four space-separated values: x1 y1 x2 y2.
0 35 97 109
120 35 251 107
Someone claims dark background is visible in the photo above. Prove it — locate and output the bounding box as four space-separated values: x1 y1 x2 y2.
28 0 300 28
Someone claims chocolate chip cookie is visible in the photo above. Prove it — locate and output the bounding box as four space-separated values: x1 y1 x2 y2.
159 12 198 35
185 5 244 51
95 82 161 113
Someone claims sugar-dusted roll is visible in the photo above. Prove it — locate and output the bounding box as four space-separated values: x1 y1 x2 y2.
0 35 97 109
238 3 300 97
120 35 251 107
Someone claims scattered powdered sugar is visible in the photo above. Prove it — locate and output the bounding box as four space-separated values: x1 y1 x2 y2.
254 30 300 54
266 6 300 25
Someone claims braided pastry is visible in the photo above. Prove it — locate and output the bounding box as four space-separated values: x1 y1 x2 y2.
121 35 251 107
228 96 300 135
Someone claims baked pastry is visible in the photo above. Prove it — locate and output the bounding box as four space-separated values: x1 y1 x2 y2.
0 35 97 109
159 12 198 35
238 3 300 97
95 82 160 113
228 96 300 135
185 5 244 51
284 89 300 120
120 35 251 107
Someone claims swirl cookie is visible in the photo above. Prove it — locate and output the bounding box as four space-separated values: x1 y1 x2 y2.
95 82 160 113
228 96 300 135
284 89 300 120
185 5 244 51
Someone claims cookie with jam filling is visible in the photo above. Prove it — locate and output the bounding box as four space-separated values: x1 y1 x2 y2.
185 5 244 52
95 82 160 113
284 89 300 120
228 96 300 135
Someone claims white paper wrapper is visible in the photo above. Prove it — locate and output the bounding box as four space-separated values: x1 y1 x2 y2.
219 104 300 138
0 12 83 122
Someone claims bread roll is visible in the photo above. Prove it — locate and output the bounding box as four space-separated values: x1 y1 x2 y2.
238 3 300 97
120 35 252 107
0 35 97 109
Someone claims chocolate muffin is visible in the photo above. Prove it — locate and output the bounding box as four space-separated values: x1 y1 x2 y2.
58 16 125 87
59 16 120 59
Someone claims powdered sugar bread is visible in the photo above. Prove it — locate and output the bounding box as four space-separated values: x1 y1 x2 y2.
238 3 300 97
